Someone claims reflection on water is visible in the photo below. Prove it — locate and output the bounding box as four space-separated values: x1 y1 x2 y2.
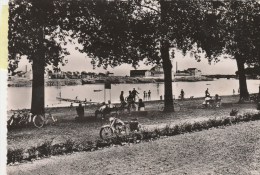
8 79 260 110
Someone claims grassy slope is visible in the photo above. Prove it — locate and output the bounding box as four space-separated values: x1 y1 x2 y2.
7 120 260 175
7 95 258 150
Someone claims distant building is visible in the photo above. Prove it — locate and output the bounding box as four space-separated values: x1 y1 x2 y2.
187 68 202 77
130 70 151 77
175 70 190 77
175 68 202 77
150 65 164 78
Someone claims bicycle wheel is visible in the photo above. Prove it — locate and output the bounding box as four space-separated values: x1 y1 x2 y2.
47 113 57 125
158 103 164 111
33 114 45 128
174 103 181 112
100 126 113 139
51 114 58 123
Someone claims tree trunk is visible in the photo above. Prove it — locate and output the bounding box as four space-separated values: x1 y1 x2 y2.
160 0 174 112
31 53 45 115
31 0 46 115
161 41 174 112
236 57 249 101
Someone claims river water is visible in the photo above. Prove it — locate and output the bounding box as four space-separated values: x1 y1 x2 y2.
7 79 260 110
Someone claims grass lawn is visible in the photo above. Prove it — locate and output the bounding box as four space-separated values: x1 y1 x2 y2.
7 120 260 175
7 95 258 150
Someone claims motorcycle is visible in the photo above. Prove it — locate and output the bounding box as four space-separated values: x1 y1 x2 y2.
99 117 141 140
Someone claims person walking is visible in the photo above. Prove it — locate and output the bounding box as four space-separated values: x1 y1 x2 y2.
148 90 151 100
127 91 135 112
132 88 139 102
180 89 185 100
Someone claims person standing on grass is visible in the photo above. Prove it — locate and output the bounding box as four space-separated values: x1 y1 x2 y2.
143 91 146 101
132 88 139 102
76 103 84 119
180 89 185 100
233 89 235 95
205 88 210 97
120 91 126 108
148 90 151 100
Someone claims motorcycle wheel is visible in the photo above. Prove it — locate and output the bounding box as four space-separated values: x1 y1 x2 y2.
100 126 113 140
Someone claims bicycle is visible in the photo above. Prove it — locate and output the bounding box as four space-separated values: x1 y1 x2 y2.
8 108 57 129
33 110 58 128
158 101 181 112
7 109 32 128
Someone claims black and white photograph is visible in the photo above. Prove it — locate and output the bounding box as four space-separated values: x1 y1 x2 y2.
2 0 260 174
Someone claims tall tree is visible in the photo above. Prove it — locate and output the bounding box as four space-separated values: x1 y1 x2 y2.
61 0 218 111
9 0 69 114
223 1 260 101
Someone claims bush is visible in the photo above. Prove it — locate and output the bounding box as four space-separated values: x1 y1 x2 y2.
64 139 75 153
51 144 65 155
26 147 38 160
7 148 24 164
37 140 53 157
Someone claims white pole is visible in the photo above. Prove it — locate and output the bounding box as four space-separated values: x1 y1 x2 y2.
104 84 106 102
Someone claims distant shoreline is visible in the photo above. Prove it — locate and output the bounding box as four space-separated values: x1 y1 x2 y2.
7 76 213 87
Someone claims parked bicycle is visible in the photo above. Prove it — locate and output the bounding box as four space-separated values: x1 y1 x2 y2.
8 108 57 129
7 109 32 128
33 109 58 128
158 100 181 112
100 117 141 140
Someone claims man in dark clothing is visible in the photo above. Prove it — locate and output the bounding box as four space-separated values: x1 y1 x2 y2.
205 88 210 97
148 90 151 100
76 103 84 119
180 89 185 100
127 91 135 112
138 99 145 111
132 88 139 101
120 91 126 108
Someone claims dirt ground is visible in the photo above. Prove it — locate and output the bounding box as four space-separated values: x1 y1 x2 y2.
7 120 260 175
7 95 258 150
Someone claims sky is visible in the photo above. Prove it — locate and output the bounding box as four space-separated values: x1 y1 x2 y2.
17 45 238 76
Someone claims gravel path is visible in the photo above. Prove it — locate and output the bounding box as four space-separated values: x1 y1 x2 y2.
7 120 260 175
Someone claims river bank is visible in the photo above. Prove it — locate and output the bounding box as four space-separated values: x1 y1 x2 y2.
7 76 213 87
7 94 259 150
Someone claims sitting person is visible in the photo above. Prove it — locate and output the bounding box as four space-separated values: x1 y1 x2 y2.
76 103 84 119
95 100 115 118
214 94 221 107
203 96 213 107
138 99 145 111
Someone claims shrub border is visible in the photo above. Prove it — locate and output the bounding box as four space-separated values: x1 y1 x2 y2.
7 111 260 165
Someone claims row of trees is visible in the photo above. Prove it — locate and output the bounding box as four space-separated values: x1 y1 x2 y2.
8 0 260 114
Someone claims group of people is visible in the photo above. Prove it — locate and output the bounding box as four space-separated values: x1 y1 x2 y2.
143 90 151 101
204 88 221 107
120 88 145 111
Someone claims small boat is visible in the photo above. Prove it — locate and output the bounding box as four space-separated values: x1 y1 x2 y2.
206 84 211 85
94 89 102 92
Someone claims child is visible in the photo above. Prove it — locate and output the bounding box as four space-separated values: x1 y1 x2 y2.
138 99 145 111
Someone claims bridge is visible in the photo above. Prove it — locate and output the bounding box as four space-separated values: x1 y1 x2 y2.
203 74 237 79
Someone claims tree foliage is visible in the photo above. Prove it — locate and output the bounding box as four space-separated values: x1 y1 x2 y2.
8 0 70 71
